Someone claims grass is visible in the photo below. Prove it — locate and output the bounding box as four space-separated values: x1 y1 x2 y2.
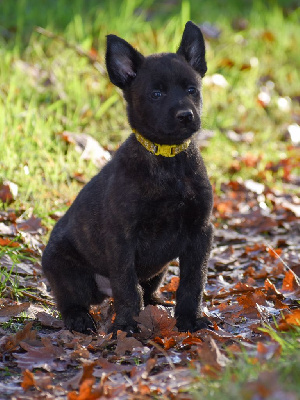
1 0 299 224
192 327 300 399
0 244 37 298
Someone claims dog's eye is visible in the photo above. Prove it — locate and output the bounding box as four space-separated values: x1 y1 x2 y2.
151 90 162 99
187 87 197 95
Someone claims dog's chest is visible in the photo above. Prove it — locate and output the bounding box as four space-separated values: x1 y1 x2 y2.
135 173 204 264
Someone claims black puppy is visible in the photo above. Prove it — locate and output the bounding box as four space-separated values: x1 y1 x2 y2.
42 21 214 335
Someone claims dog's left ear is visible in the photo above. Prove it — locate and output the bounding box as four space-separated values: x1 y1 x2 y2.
177 21 207 77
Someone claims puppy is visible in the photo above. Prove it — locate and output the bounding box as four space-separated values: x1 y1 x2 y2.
42 21 214 335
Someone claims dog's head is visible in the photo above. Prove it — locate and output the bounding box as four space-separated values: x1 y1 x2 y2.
106 21 207 145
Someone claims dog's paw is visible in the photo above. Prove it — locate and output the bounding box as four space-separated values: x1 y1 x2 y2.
144 293 175 307
177 316 214 332
64 309 97 334
194 316 214 331
109 321 139 338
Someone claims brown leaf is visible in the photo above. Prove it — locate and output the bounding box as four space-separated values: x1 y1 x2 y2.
237 290 268 318
62 362 97 391
182 335 203 347
70 344 90 361
0 301 30 317
197 337 229 370
115 330 143 356
14 337 64 370
163 337 176 350
68 378 102 400
0 237 20 247
36 311 64 328
1 322 36 353
17 215 44 234
282 270 300 293
21 369 53 391
0 183 16 204
93 358 132 376
135 305 177 339
256 341 281 361
160 276 180 293
264 279 285 302
21 369 35 390
261 30 275 41
278 309 300 331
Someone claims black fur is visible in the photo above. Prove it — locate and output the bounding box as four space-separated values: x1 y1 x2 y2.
42 21 213 335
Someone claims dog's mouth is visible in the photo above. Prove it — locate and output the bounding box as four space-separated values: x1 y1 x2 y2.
163 120 201 143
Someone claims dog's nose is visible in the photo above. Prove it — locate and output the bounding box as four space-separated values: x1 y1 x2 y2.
176 110 194 123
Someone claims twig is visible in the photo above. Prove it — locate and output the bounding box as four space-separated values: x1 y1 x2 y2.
266 243 300 285
20 290 55 306
35 26 106 76
148 339 175 370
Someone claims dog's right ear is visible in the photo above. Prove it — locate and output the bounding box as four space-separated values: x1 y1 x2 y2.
106 35 144 89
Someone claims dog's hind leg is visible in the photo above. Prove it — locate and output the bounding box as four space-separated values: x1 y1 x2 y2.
141 268 170 306
42 252 105 333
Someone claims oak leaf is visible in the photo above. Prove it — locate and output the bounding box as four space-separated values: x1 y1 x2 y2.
14 337 64 370
115 330 143 356
135 305 177 339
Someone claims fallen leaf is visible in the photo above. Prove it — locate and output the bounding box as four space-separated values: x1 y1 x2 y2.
36 311 64 329
237 290 268 318
135 305 177 339
17 216 45 234
197 337 229 370
160 276 180 293
0 222 17 236
21 369 35 390
256 341 281 361
0 237 20 247
0 302 30 318
14 337 64 370
282 270 300 293
0 181 18 204
68 378 101 400
1 322 36 352
61 131 111 168
278 309 300 331
115 330 143 356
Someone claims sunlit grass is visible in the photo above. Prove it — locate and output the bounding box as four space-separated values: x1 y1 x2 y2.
192 327 300 399
1 0 299 222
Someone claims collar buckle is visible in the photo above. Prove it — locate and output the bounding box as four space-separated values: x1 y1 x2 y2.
155 144 177 157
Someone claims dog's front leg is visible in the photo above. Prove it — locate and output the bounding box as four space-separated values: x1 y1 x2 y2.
108 246 142 336
176 223 214 332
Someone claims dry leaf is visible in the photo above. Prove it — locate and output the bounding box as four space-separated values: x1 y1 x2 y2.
135 305 177 339
14 337 64 370
115 330 143 356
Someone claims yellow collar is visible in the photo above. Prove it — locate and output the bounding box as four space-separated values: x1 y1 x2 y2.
133 130 190 157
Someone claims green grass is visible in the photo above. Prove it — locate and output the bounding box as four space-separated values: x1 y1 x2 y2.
192 328 300 399
0 244 37 298
1 0 299 223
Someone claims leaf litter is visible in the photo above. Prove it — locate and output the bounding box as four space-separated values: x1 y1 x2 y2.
0 175 299 399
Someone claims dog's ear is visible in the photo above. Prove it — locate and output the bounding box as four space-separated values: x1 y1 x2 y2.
106 35 144 89
177 21 207 77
